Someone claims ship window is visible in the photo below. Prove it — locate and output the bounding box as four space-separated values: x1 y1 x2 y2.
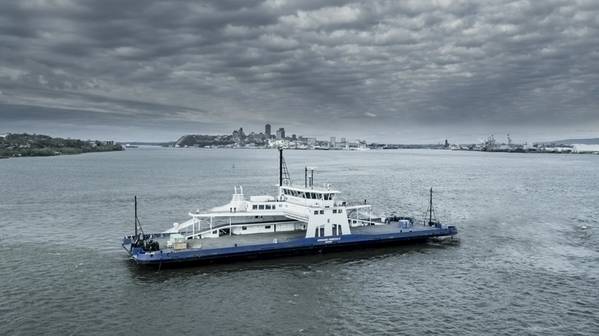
252 205 257 210
265 205 271 210
333 209 337 213
265 225 271 229
338 209 343 213
314 210 318 215
212 230 217 234
259 205 264 210
242 226 247 230
315 228 319 237
339 226 342 235
319 227 325 237
319 210 324 214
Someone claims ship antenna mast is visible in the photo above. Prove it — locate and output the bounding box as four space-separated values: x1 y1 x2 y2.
278 148 292 186
427 187 438 226
134 195 145 238
429 188 433 225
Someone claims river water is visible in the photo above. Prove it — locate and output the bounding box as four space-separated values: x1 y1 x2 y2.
1 148 598 335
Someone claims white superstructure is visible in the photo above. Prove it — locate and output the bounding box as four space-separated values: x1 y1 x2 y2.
164 171 377 241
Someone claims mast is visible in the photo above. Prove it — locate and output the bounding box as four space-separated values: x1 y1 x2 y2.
134 195 138 237
428 187 433 225
305 166 308 187
279 148 283 187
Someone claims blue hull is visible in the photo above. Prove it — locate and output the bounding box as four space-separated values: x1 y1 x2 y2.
125 226 457 267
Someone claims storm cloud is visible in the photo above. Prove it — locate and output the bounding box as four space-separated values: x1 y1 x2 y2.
0 0 598 142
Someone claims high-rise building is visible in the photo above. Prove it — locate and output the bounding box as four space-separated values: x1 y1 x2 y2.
265 124 271 137
276 127 285 139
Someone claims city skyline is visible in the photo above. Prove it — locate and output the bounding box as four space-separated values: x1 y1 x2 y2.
1 1 598 143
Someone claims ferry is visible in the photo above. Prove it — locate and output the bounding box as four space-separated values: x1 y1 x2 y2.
122 149 457 267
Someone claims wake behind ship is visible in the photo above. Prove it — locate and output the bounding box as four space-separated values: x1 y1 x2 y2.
122 149 457 267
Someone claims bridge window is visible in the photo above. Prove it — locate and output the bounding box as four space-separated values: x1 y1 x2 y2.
314 210 318 215
259 205 264 210
333 209 337 213
242 226 247 230
338 209 343 213
319 210 324 214
252 205 258 210
265 225 271 229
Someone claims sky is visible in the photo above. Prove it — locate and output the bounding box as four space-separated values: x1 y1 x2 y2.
0 0 598 143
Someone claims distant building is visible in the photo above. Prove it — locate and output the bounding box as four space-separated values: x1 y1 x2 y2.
276 128 285 139
330 137 336 148
573 144 599 153
340 137 346 143
292 134 297 141
265 124 271 137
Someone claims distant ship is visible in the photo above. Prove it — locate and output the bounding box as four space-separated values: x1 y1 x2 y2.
122 149 457 267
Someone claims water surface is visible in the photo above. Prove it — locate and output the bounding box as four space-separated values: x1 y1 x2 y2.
1 148 598 335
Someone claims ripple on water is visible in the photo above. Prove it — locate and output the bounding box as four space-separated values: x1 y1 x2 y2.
1 149 599 335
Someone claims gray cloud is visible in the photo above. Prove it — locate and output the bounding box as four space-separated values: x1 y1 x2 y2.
0 0 598 142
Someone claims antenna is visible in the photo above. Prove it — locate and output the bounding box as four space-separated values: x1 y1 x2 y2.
427 187 438 226
134 195 137 237
304 166 308 187
279 148 283 186
134 195 145 238
278 148 292 186
429 188 433 225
